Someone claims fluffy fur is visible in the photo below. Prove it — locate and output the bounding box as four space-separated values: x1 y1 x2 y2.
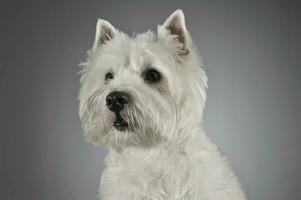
79 9 247 200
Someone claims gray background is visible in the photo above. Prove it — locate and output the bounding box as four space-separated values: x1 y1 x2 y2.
0 0 300 199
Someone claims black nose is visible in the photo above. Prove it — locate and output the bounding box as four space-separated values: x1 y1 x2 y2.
106 91 130 112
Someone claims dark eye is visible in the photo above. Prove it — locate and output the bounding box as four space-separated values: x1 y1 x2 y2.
145 69 161 82
105 72 114 81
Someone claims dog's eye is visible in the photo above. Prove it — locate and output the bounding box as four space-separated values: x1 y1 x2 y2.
105 72 114 81
145 69 161 82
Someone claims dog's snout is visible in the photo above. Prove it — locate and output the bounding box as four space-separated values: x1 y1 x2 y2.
106 91 130 112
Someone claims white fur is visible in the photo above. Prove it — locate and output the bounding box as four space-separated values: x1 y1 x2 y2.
79 9 247 200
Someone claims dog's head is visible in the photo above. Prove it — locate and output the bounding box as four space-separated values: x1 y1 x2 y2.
79 10 207 149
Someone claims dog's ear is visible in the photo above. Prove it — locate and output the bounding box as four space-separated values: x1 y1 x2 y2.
161 9 191 55
92 19 117 50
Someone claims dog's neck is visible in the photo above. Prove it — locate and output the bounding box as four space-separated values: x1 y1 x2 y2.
105 124 206 166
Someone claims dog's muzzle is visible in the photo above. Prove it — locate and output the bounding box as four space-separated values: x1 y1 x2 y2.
106 91 130 131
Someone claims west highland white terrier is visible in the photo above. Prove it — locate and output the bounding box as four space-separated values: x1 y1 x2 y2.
79 9 246 200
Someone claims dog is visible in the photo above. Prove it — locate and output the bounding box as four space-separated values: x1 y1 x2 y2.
79 9 247 200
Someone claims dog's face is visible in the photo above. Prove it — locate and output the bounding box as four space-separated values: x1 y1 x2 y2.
79 10 207 149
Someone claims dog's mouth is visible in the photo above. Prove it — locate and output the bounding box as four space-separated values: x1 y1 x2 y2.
113 112 128 131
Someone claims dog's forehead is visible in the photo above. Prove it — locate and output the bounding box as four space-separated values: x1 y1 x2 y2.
102 32 157 71
127 31 157 61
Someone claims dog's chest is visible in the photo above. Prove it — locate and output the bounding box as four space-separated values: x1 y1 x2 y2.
102 148 198 199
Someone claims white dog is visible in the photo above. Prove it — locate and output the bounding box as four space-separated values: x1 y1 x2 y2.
79 9 246 200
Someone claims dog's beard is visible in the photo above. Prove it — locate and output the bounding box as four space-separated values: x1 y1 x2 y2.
104 103 165 148
81 87 177 148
